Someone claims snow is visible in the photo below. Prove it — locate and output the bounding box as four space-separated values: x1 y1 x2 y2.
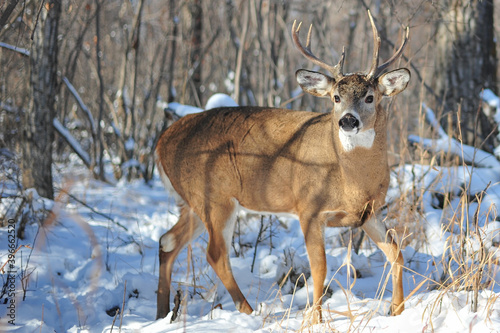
408 103 500 168
2 99 500 332
205 93 238 110
124 137 135 151
1 158 499 332
0 42 30 57
481 90 500 159
166 102 203 117
482 89 499 107
161 93 238 118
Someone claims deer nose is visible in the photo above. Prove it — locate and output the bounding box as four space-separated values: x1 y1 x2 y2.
339 113 360 131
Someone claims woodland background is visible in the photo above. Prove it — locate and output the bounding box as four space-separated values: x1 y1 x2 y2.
0 0 499 201
1 1 500 331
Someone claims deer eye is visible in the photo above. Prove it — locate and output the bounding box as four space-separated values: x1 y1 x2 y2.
365 95 374 103
334 95 341 103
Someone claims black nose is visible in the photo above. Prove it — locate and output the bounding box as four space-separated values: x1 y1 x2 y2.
339 113 360 131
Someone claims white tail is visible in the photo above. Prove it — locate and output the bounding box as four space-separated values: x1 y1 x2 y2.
156 10 410 323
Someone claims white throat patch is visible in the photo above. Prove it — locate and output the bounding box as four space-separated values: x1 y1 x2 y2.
339 128 375 152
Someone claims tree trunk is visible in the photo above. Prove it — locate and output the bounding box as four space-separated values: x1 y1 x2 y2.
190 0 203 107
21 0 61 199
433 0 497 150
167 0 178 103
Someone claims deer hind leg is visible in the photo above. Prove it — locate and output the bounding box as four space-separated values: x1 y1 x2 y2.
203 200 253 314
157 205 205 320
300 218 327 324
361 215 404 315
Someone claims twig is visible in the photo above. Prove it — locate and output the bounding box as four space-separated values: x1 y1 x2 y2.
110 308 119 333
471 181 491 313
57 188 129 231
251 216 266 273
31 0 45 40
119 280 127 332
0 245 32 273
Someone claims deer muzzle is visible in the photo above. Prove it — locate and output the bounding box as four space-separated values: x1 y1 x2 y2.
339 113 360 132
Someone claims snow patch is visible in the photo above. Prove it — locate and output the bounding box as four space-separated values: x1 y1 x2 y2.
205 93 238 110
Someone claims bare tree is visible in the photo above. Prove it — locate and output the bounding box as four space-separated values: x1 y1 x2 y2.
20 0 61 199
433 0 497 150
0 1 433 186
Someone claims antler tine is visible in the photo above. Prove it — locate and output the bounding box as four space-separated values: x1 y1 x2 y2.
367 10 409 79
292 20 343 78
306 23 313 50
367 10 381 79
374 26 409 77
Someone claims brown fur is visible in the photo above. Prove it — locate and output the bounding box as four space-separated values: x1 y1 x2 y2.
156 14 410 322
155 70 407 322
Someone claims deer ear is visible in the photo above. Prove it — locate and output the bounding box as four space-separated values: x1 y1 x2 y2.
296 70 335 98
378 68 410 97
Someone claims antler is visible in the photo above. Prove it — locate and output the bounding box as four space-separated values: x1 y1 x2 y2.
367 10 409 79
292 20 345 79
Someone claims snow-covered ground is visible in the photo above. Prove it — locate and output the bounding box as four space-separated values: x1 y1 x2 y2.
1 155 500 332
1 94 500 332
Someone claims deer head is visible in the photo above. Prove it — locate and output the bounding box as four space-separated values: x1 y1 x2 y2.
292 10 410 152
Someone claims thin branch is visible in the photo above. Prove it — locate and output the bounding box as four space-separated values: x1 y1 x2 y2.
61 76 96 134
119 280 127 332
30 0 45 40
53 118 91 168
57 188 129 232
0 41 29 56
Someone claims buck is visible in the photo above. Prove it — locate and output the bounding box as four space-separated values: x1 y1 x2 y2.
155 11 410 323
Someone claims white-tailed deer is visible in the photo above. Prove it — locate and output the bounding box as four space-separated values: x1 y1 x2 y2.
156 10 410 323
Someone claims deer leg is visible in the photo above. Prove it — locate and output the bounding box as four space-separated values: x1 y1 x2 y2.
361 215 404 315
204 201 253 314
300 218 326 324
157 205 205 320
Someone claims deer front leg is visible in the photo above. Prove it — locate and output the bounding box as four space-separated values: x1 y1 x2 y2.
157 206 205 320
362 215 404 315
300 218 326 324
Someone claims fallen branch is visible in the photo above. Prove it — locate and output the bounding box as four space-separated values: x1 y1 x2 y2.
408 103 500 168
61 76 96 134
53 118 92 168
0 41 29 56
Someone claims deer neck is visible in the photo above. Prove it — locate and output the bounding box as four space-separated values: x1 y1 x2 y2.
328 110 390 209
332 109 389 172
